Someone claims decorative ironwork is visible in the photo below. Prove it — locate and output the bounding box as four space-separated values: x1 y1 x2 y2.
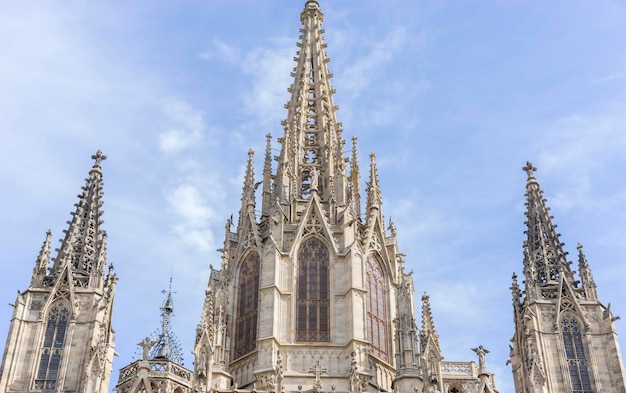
297 238 330 341
234 252 260 358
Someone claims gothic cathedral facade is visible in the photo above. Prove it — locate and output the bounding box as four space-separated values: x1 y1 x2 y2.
1 2 624 393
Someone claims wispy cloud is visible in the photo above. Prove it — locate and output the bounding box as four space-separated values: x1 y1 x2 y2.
158 100 204 153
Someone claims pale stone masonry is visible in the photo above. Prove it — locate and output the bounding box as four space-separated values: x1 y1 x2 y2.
509 162 626 392
2 2 625 393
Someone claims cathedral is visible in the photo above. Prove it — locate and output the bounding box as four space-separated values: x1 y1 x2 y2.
1 2 625 393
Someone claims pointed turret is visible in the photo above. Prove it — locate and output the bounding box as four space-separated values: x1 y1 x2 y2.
366 152 382 215
349 136 361 220
420 293 440 349
274 0 346 206
261 134 273 218
577 243 598 300
30 230 52 287
238 149 257 230
522 161 575 298
420 292 443 393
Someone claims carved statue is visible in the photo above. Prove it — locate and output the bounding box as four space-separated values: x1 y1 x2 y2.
472 345 489 371
138 337 156 360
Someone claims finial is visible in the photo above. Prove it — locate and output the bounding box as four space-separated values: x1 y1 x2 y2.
91 149 107 169
522 161 537 181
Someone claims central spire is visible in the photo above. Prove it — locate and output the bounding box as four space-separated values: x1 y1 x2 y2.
275 0 346 204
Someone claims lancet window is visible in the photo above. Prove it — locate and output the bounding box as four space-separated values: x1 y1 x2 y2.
366 255 388 360
561 313 592 393
296 237 330 341
234 252 260 359
34 302 70 389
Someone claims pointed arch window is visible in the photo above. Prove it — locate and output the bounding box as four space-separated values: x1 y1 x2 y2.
34 302 70 389
297 238 330 341
366 255 388 360
561 314 593 393
234 252 260 359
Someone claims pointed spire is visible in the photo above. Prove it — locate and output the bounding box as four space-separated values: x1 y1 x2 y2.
150 276 183 365
522 161 573 297
274 0 346 203
577 243 598 300
350 136 361 220
420 293 439 348
366 153 382 212
30 230 52 287
238 149 256 228
50 150 107 288
261 134 273 218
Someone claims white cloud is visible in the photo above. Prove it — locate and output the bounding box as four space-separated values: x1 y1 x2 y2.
158 100 204 153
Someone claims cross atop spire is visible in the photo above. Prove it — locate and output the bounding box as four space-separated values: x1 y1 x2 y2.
91 149 107 171
522 161 537 182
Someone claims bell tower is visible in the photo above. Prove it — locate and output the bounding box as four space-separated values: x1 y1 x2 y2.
0 151 117 393
509 162 626 392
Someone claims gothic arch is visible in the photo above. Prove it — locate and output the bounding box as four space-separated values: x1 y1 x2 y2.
365 254 389 361
234 250 260 359
33 300 70 390
296 236 330 342
559 312 593 393
448 383 465 393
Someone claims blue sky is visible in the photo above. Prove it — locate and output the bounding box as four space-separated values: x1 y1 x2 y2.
1 1 626 392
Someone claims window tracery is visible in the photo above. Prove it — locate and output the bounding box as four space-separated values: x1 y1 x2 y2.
234 252 260 358
561 313 592 393
366 255 388 360
34 301 69 389
296 238 330 341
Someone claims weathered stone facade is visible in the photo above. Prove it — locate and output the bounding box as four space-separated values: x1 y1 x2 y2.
0 151 117 393
508 163 626 393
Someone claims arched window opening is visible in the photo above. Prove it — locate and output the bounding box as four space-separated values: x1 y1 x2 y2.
297 238 330 342
234 252 260 359
561 314 593 393
366 255 388 360
34 302 70 389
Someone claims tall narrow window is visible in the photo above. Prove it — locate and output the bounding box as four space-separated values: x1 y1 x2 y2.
34 302 69 390
366 255 388 360
297 238 330 341
234 252 260 359
561 314 593 393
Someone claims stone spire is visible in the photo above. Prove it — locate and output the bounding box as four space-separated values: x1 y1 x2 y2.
577 243 598 300
238 149 256 229
522 161 575 298
274 0 346 205
349 136 361 220
30 230 52 287
420 293 440 348
261 133 273 218
46 150 108 289
366 152 382 215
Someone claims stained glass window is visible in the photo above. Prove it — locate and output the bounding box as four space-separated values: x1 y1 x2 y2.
561 314 593 393
234 252 260 359
34 302 69 390
296 238 330 341
366 255 388 360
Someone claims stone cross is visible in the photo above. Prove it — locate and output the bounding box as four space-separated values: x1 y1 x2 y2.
309 361 327 391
